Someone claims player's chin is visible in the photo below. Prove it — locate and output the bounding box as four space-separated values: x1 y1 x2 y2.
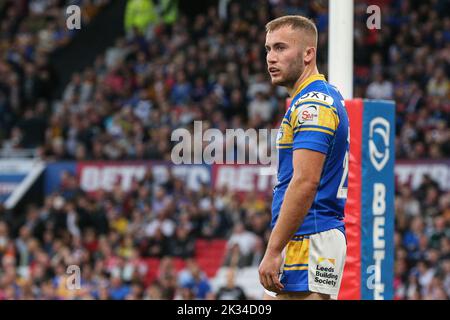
270 75 284 86
272 78 288 87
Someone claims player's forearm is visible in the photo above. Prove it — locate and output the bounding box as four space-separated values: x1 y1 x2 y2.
266 178 318 254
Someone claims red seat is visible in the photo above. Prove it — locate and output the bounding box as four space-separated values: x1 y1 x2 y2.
173 257 186 271
143 239 228 285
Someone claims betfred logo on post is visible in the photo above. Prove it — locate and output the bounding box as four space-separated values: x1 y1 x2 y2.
369 117 390 172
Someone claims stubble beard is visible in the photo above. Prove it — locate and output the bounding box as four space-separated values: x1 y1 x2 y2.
272 59 304 90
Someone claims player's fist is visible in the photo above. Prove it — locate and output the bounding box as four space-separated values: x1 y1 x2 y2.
258 250 284 293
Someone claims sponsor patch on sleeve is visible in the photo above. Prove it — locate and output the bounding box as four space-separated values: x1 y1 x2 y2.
292 104 320 127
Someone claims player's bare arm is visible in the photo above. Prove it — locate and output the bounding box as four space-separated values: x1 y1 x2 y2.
259 148 326 293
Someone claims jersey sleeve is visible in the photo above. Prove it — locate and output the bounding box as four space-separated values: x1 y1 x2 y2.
289 100 340 154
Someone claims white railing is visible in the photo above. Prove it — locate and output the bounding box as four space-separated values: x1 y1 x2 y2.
0 148 38 159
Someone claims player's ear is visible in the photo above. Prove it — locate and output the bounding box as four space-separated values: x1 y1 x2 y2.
304 46 315 64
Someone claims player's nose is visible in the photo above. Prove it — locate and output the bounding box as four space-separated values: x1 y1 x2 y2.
266 51 277 64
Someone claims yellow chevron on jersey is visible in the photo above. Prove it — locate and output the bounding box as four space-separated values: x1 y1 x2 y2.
290 103 339 136
276 120 293 148
276 97 339 148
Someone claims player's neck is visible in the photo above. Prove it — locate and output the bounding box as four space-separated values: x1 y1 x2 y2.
288 65 319 98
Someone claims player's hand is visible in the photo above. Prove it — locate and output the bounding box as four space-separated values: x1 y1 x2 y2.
258 250 284 293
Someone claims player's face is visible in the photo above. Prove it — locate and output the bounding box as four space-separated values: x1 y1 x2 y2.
265 26 304 88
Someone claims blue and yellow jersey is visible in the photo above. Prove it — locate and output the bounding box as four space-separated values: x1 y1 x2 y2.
272 74 349 236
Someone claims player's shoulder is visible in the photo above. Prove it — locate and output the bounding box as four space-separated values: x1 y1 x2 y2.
292 80 339 110
288 80 342 128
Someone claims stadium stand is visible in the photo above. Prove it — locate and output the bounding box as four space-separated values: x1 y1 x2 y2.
0 0 448 299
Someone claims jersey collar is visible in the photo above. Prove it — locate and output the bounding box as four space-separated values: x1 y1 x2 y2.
291 73 326 98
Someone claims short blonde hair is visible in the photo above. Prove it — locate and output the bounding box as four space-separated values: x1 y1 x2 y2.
265 15 318 47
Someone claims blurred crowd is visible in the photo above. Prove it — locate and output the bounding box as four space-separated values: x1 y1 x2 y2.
0 169 268 299
0 0 109 152
353 0 449 159
0 0 448 300
0 0 447 160
394 175 450 300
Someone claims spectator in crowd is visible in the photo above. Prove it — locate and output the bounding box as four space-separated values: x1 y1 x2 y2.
366 71 394 100
124 0 158 39
223 222 259 268
216 268 247 300
181 262 211 300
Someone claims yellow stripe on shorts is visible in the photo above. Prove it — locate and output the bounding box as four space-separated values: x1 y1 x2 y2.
283 237 309 270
